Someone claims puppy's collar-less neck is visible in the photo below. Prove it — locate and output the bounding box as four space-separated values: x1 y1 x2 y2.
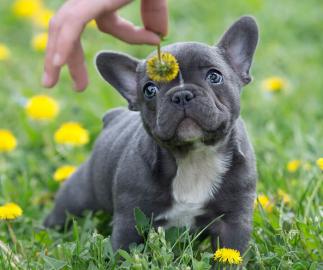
156 141 232 228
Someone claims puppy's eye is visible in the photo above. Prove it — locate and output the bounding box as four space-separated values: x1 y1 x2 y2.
143 82 159 99
206 69 223 84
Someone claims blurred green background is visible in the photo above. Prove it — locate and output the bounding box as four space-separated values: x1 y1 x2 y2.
0 0 322 269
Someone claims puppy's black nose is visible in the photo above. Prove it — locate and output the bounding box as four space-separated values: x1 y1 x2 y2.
171 91 195 106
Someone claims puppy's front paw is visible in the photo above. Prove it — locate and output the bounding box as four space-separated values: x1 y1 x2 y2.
43 211 66 229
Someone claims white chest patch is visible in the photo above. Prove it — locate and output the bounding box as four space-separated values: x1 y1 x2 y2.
156 144 231 228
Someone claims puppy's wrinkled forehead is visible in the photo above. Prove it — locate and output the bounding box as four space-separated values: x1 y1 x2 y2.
140 42 228 80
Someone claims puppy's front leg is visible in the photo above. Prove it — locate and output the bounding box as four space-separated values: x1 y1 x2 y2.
111 213 142 251
211 218 252 254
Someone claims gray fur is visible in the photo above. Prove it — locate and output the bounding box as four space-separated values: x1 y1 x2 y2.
44 16 259 253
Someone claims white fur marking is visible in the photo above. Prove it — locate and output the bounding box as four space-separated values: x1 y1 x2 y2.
156 144 231 228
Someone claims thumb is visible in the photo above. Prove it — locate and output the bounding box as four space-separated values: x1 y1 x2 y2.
141 0 168 37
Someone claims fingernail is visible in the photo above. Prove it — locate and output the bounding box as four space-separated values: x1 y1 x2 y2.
53 53 61 66
73 81 83 91
73 81 87 92
42 72 50 86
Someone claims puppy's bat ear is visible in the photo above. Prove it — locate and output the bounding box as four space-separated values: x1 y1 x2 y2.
96 51 140 111
217 16 259 85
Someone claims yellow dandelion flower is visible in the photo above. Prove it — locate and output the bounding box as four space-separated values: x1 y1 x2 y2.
262 76 287 92
0 203 23 220
0 130 17 153
0 43 11 61
54 122 89 146
53 165 77 182
31 32 48 52
254 194 273 212
25 95 59 121
277 189 291 204
287 160 301 173
12 0 42 18
316 158 323 170
146 52 179 82
32 8 53 29
214 248 242 265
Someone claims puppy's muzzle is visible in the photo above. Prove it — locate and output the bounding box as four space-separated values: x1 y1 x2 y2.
171 90 195 107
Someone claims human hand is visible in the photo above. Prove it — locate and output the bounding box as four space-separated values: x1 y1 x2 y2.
42 0 168 91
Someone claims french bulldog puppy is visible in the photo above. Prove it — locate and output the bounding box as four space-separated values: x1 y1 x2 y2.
44 16 258 253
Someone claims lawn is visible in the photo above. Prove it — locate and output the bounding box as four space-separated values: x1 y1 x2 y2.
0 0 322 269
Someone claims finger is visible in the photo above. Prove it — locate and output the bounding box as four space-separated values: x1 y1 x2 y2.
42 0 136 88
42 17 61 87
49 0 103 68
52 21 85 68
50 0 134 67
97 13 160 44
67 41 88 91
141 0 168 37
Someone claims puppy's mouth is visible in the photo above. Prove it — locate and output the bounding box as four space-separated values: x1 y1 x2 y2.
156 117 229 148
175 118 203 142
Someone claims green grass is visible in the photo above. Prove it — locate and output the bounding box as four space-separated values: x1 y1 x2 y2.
0 0 322 269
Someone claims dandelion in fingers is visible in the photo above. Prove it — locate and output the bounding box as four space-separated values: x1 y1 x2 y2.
146 45 179 83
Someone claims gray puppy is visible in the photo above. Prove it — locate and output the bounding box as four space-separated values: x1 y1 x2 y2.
44 16 258 253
